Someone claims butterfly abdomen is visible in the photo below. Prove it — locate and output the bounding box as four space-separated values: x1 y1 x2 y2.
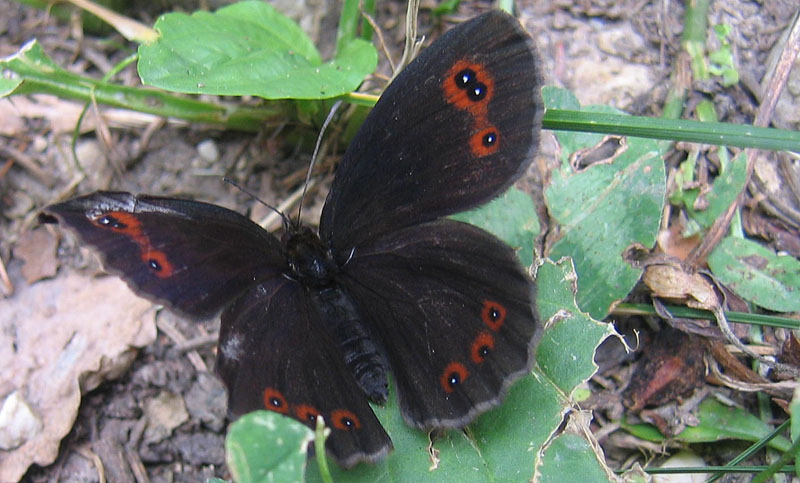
311 285 390 404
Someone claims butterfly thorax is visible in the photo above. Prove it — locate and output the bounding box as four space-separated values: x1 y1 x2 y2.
283 225 338 287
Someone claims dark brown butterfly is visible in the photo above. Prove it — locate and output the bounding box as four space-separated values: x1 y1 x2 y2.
41 10 543 468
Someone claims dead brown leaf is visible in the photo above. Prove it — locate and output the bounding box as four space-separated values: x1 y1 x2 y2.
743 207 800 259
13 228 59 284
0 271 155 482
780 332 800 367
0 95 168 136
624 328 707 411
641 263 719 311
656 221 701 261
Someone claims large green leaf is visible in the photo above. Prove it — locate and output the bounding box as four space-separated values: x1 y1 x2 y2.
226 410 314 483
451 187 540 267
535 260 614 395
138 1 377 99
543 86 666 320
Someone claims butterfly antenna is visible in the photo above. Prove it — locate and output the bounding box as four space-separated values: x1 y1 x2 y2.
297 100 344 222
222 177 292 231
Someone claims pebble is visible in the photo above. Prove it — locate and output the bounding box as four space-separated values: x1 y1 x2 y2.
197 139 220 163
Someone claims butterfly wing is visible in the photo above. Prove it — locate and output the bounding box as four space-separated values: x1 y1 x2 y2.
320 11 543 256
41 191 286 317
216 277 392 468
339 220 540 428
44 192 393 465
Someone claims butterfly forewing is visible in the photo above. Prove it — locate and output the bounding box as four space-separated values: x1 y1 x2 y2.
42 192 286 317
217 277 392 467
320 11 543 257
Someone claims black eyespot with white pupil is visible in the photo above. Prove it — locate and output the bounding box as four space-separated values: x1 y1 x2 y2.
148 259 162 271
468 83 487 101
483 131 497 146
455 68 476 88
454 68 487 102
99 215 125 229
269 397 283 409
331 409 361 430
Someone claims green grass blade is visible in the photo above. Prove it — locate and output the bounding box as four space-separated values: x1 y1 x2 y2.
543 109 800 152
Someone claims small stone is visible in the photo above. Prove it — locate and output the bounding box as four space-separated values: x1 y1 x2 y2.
143 391 189 445
185 373 228 432
175 432 225 465
75 139 112 187
0 391 43 450
197 139 220 163
32 135 48 153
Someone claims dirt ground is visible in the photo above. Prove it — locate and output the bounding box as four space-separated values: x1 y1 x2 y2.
1 0 797 481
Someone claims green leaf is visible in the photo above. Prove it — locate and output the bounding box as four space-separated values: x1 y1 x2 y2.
337 0 375 52
544 87 666 319
708 24 739 87
677 399 792 452
539 433 610 482
226 410 314 483
619 420 667 442
468 374 565 480
137 1 377 99
695 99 718 122
682 151 747 228
451 187 540 267
535 259 615 395
708 237 800 312
791 386 800 477
623 399 792 453
433 0 462 16
0 39 64 98
0 75 23 96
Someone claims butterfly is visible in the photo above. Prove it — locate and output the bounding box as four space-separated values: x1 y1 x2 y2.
40 10 543 468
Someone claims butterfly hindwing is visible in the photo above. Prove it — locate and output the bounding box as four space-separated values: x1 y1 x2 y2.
339 220 540 428
216 277 392 468
320 11 543 256
42 191 286 317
